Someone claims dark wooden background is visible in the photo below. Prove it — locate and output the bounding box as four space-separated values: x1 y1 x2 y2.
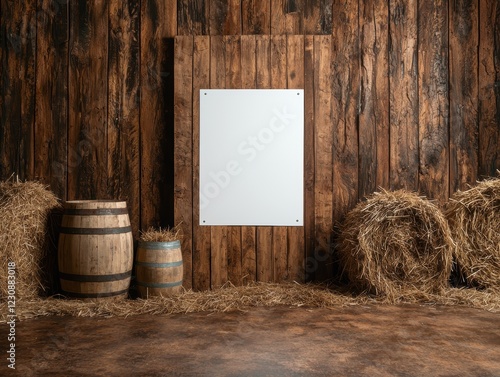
1 0 499 289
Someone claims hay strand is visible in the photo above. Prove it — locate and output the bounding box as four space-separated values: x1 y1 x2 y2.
444 177 500 289
338 189 454 298
0 178 61 300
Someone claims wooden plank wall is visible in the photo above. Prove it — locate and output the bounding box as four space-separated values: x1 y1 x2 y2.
1 0 499 288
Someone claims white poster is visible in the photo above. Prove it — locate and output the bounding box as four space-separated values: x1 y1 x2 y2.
199 89 304 226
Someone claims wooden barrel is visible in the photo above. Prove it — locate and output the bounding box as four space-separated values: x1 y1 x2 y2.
58 200 133 299
135 240 183 298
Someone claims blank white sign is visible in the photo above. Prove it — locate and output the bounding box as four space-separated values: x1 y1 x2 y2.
199 89 304 226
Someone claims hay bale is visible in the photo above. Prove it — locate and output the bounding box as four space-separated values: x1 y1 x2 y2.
0 178 61 300
338 189 454 297
444 177 500 289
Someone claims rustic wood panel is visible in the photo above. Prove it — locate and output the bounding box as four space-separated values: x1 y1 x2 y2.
174 36 194 289
449 0 478 192
389 0 419 191
271 35 288 281
242 0 270 34
303 0 332 35
271 0 302 35
418 0 449 202
312 35 333 281
177 0 208 35
478 0 500 178
192 36 211 291
35 0 69 200
210 0 241 35
303 35 315 281
140 0 176 230
0 0 36 180
359 0 390 198
331 0 359 282
107 0 140 236
286 34 305 282
68 0 108 200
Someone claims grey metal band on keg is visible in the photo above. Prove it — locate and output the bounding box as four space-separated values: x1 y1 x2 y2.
138 240 181 249
59 226 132 235
63 208 129 216
136 280 183 288
59 270 132 282
61 289 129 298
135 261 183 268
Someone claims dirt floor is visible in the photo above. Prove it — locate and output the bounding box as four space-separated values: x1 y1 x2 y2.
4 304 500 376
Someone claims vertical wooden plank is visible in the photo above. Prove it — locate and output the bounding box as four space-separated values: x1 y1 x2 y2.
140 0 177 230
287 35 305 282
303 35 316 282
68 0 108 200
35 0 68 199
478 0 500 177
271 0 303 35
418 0 449 202
210 0 241 35
240 35 257 285
312 35 333 282
389 0 419 191
255 34 273 282
359 0 390 198
331 1 359 270
192 36 211 291
107 0 140 236
177 0 209 35
225 35 243 286
270 35 288 282
303 0 332 35
209 35 229 288
174 36 194 289
0 0 36 180
449 0 478 192
242 0 271 34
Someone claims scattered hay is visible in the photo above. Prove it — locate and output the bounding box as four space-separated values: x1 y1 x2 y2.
444 177 500 289
2 282 499 322
139 224 182 242
337 189 454 298
0 178 61 300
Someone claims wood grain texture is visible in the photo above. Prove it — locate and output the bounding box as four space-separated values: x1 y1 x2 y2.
174 36 194 289
478 0 500 178
271 0 303 35
286 34 305 283
303 35 315 282
35 0 68 199
192 36 211 291
449 0 478 192
68 0 108 200
242 0 271 34
418 0 449 202
312 35 333 282
107 0 140 236
303 0 332 34
177 0 208 35
0 0 36 180
332 0 359 227
359 0 390 198
389 0 419 192
140 0 176 229
210 0 241 35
